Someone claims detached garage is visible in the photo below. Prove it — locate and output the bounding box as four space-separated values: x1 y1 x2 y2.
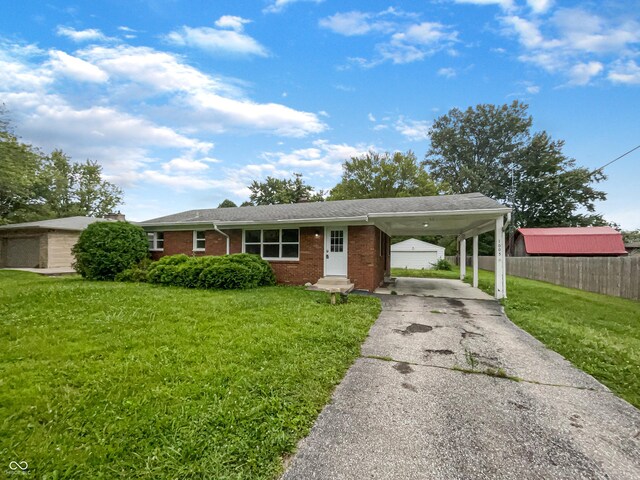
391 238 445 270
0 216 111 269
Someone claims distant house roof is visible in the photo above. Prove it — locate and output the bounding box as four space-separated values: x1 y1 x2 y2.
0 216 111 232
391 238 445 252
140 193 508 227
517 227 627 256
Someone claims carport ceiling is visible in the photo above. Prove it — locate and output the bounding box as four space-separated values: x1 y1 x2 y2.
372 211 507 237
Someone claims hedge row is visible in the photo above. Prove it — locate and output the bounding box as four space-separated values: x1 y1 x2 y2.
116 254 276 290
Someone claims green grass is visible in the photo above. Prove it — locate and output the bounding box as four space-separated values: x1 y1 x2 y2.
399 265 639 408
391 267 460 279
0 271 380 479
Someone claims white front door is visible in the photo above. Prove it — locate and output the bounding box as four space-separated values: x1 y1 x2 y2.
325 227 348 276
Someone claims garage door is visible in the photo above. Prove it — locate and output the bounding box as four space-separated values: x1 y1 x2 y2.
6 237 40 267
391 251 439 269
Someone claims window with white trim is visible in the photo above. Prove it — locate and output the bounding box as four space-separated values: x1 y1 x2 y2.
193 230 206 251
244 229 299 260
148 232 164 251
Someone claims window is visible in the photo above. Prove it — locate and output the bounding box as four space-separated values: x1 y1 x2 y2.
330 230 344 252
148 232 164 251
244 228 299 260
193 231 206 251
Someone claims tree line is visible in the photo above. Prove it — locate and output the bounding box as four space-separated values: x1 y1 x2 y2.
0 106 122 225
1 101 613 237
224 101 608 231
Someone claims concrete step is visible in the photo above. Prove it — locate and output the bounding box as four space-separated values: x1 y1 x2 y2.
315 276 352 286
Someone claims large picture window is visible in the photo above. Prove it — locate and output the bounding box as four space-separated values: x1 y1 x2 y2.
244 229 299 260
148 232 164 251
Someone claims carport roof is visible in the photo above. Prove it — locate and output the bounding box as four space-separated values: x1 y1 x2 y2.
141 193 510 237
0 216 110 232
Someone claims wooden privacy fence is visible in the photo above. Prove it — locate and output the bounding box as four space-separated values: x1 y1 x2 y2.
471 256 640 301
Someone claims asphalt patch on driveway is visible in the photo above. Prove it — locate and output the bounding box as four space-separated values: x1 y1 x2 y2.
393 362 414 374
394 323 434 335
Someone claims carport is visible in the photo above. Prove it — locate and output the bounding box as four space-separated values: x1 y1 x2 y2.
370 193 511 299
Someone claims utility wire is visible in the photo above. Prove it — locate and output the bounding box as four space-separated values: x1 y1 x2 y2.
588 143 640 177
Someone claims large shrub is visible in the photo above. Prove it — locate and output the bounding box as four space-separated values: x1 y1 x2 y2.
72 222 149 280
146 253 275 290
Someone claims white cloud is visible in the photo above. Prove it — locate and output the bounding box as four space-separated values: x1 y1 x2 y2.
395 117 430 141
56 26 110 42
319 11 393 36
321 9 458 66
567 61 603 85
162 157 212 173
437 67 456 78
527 0 553 14
608 60 640 85
214 15 251 31
453 0 514 10
501 8 640 85
78 45 324 136
368 113 376 122
166 22 268 57
526 84 540 93
264 0 323 14
48 50 108 83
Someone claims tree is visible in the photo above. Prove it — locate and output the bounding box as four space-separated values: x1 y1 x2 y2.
36 151 123 219
0 111 122 224
509 132 606 227
425 101 607 228
329 150 440 200
218 199 237 208
248 173 324 205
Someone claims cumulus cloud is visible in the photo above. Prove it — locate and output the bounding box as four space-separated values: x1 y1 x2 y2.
394 117 430 141
500 8 640 86
453 0 514 10
437 67 456 78
166 17 268 57
526 0 553 14
264 0 323 14
56 26 111 42
608 60 640 85
48 50 108 82
320 8 458 66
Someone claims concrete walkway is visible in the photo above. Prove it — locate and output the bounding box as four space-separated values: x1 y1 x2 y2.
282 284 640 479
1 267 76 276
376 277 492 300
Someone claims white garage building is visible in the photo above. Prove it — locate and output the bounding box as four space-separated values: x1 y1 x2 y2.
391 238 446 270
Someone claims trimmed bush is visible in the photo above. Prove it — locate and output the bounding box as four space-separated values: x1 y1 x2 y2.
115 266 148 283
72 222 149 280
434 258 453 271
146 253 275 290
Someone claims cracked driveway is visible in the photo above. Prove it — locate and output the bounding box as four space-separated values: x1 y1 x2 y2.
283 284 640 480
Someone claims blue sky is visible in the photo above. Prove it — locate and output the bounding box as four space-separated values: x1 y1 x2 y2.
1 0 638 228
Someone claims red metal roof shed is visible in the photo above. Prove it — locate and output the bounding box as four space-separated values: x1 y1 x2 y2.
517 227 627 256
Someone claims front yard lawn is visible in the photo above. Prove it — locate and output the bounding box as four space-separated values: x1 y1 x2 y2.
395 266 640 408
0 271 380 479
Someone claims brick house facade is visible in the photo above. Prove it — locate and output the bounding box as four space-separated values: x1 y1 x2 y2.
149 225 390 291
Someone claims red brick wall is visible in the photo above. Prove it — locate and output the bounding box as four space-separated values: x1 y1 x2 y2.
269 227 324 285
347 225 389 291
148 227 325 286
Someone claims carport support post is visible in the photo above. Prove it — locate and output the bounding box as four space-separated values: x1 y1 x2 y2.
494 216 506 299
459 238 466 280
472 236 478 288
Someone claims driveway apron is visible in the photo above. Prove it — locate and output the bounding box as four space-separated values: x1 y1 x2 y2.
282 283 640 480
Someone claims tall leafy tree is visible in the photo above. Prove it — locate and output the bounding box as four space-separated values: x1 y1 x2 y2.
0 110 123 223
217 199 238 208
425 101 607 228
329 150 440 200
248 173 323 205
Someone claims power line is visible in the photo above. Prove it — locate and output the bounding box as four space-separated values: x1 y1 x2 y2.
589 143 640 176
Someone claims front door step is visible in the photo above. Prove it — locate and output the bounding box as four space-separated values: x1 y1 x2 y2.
308 277 355 294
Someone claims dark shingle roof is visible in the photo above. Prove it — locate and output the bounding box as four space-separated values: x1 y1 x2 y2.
0 216 111 232
140 193 508 226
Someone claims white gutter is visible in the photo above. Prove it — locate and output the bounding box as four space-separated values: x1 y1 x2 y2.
368 207 511 218
213 224 229 255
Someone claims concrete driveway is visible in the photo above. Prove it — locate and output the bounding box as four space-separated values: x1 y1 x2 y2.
282 280 640 479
